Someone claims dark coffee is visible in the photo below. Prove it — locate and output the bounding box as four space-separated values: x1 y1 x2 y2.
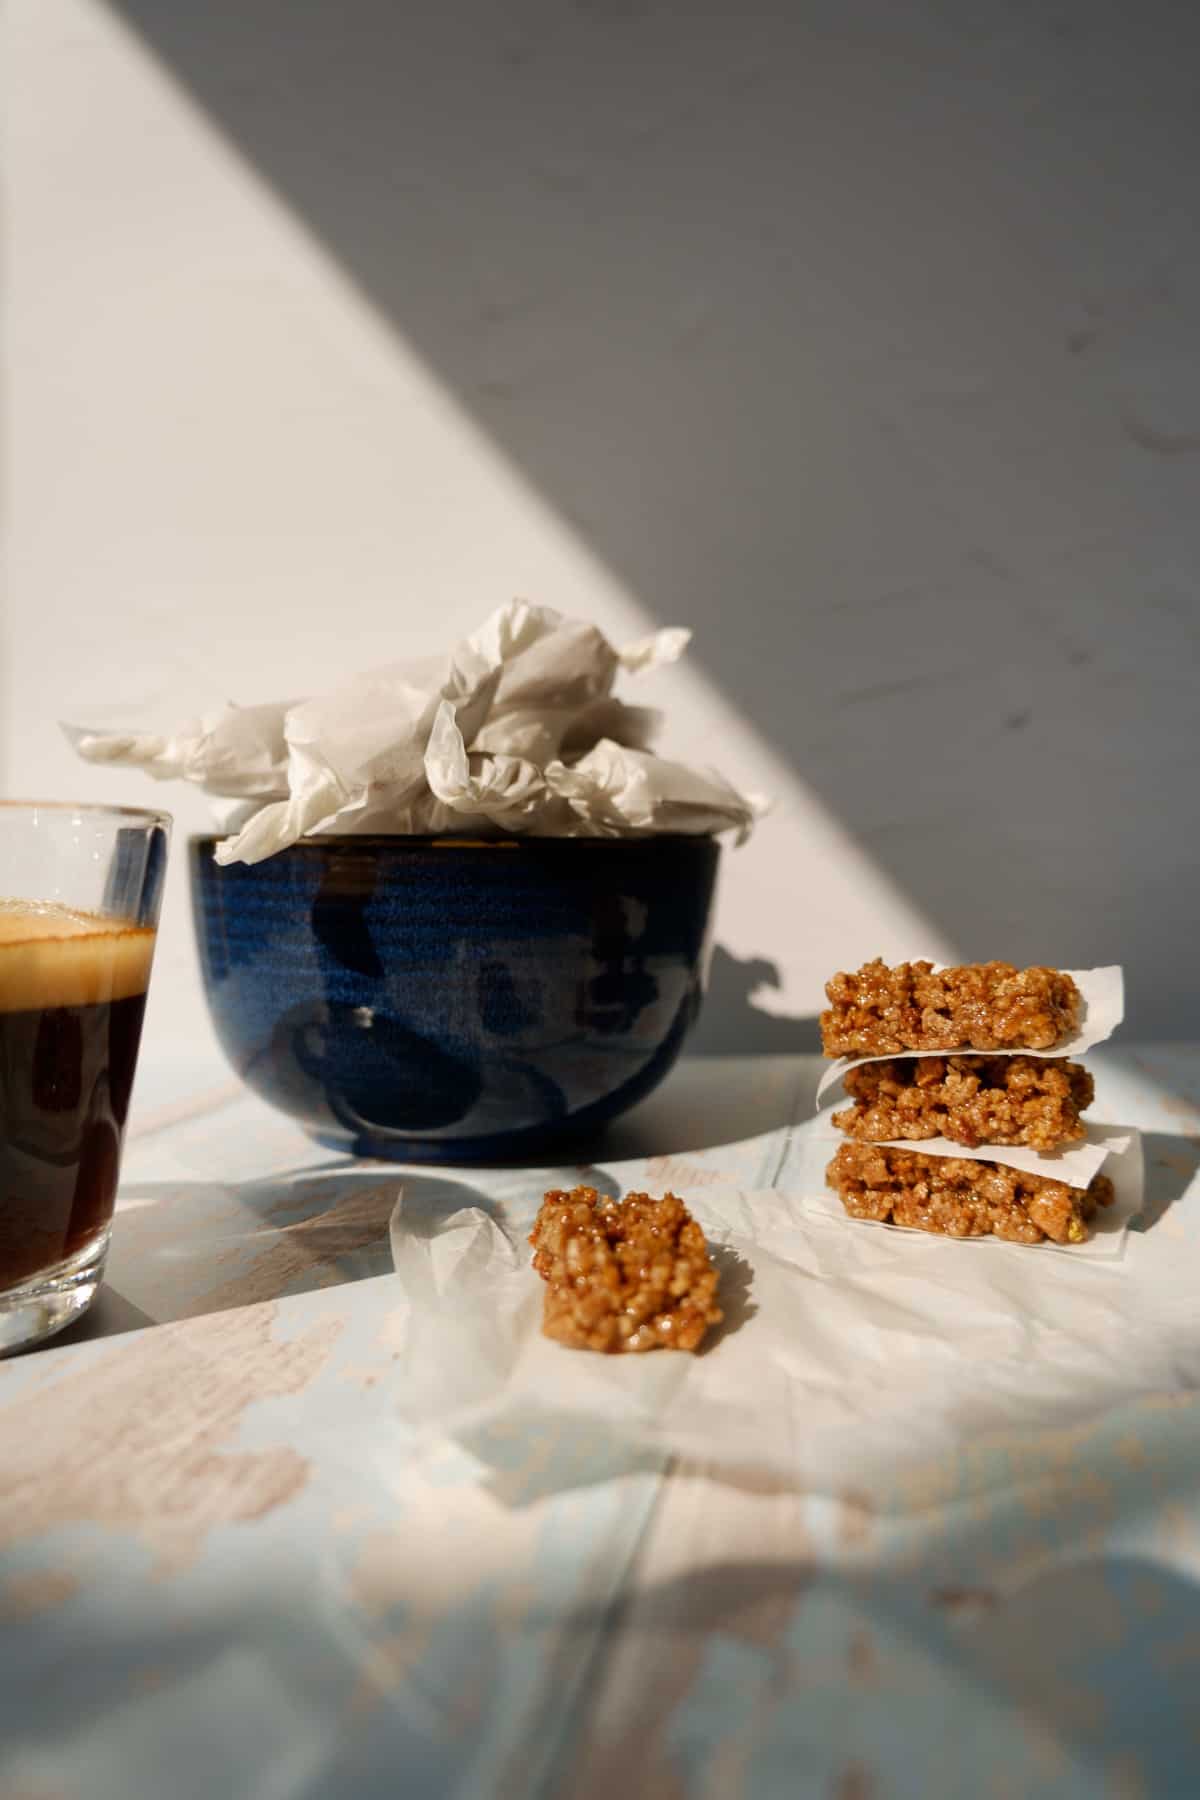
0 904 154 1290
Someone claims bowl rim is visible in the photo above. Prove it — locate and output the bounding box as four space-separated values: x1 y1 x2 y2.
188 832 721 854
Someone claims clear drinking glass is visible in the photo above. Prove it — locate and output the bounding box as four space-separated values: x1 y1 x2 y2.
0 801 169 1351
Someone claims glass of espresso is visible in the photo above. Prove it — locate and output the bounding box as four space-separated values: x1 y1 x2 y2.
0 801 169 1352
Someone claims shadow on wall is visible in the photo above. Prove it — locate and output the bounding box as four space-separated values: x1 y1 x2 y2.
108 0 1200 1033
689 945 819 1055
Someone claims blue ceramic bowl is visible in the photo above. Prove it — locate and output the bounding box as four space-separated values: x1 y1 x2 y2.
189 834 720 1161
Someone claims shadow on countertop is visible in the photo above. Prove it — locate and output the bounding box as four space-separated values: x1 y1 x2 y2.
540 1550 1200 1799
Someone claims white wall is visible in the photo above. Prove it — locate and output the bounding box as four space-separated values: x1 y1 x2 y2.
5 0 1199 1066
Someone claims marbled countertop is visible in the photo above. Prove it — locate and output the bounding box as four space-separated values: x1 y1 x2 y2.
2 1045 1199 1799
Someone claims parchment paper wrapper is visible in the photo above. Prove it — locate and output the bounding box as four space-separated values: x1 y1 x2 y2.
386 1128 1144 1490
811 1121 1131 1187
815 965 1125 1104
806 1129 1141 1261
65 602 765 863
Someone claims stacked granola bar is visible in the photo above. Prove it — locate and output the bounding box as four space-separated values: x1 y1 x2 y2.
820 959 1113 1246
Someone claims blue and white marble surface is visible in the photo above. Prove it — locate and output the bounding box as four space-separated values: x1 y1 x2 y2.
1 1045 1199 1798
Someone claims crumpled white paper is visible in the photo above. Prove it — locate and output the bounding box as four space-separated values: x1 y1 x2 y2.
811 1121 1132 1187
64 602 765 863
816 965 1125 1103
385 1127 1145 1489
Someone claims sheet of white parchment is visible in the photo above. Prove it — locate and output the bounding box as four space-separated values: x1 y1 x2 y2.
804 1128 1140 1260
815 965 1125 1103
386 1128 1144 1489
811 1120 1131 1186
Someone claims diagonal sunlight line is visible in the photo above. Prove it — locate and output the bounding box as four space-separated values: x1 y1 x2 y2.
20 0 956 979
